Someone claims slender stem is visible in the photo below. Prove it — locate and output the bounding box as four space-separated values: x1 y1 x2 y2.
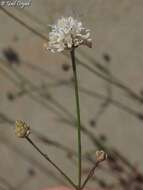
70 48 82 189
81 161 99 190
25 136 77 189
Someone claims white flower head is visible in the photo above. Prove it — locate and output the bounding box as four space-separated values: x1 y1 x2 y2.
46 17 92 53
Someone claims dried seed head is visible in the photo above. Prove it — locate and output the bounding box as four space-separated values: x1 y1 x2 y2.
15 120 30 138
96 150 107 162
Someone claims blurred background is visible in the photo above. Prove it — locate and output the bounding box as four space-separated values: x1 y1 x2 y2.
0 0 143 190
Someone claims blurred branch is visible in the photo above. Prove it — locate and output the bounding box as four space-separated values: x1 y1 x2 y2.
1 56 142 122
90 56 112 127
0 136 66 185
0 176 16 190
0 58 143 178
78 50 143 103
1 111 143 189
15 7 50 31
25 136 77 189
14 168 35 190
1 6 142 105
0 7 48 41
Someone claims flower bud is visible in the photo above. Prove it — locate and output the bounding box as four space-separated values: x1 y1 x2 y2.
15 120 30 138
96 150 107 162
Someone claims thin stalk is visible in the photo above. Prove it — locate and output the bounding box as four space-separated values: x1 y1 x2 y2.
70 48 82 189
81 161 99 189
25 136 77 189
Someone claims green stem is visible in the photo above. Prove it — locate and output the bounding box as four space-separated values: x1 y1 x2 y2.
26 136 77 189
70 48 82 189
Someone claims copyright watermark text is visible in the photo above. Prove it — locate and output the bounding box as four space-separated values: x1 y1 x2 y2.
0 0 32 8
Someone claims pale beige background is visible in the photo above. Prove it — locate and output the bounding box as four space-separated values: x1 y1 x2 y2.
0 0 143 190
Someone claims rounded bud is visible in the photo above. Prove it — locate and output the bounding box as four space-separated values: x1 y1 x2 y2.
95 150 107 162
15 120 30 138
